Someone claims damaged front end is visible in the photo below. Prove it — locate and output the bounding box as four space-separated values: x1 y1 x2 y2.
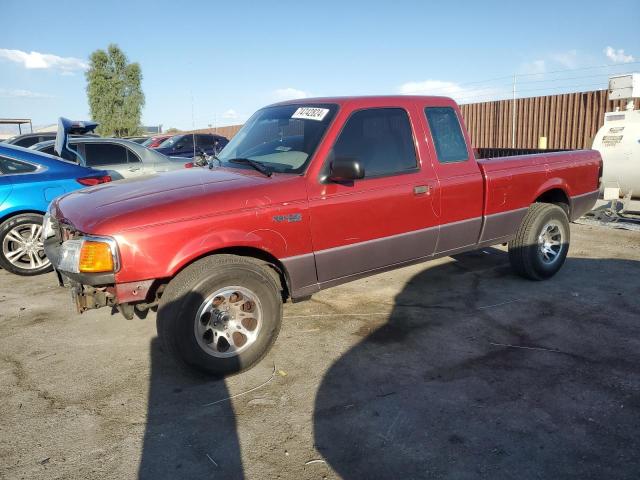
44 211 164 320
61 274 163 320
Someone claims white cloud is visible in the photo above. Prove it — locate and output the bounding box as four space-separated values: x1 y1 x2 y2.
0 48 87 72
0 88 52 98
520 59 546 75
222 109 237 119
520 50 583 75
550 49 578 69
397 79 505 103
604 46 635 63
273 87 308 101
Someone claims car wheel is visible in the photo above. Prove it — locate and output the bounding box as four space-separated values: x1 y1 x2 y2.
0 213 52 276
508 203 570 280
156 254 282 376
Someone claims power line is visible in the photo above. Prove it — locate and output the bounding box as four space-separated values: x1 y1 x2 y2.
516 60 640 77
406 62 639 95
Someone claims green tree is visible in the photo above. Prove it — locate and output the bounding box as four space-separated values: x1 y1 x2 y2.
85 44 145 137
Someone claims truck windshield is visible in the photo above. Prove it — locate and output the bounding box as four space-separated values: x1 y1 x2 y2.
217 104 338 174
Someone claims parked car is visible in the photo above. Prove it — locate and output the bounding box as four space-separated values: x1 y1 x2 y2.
141 135 172 148
123 136 149 144
4 131 98 148
0 143 111 276
31 137 187 179
154 133 229 158
44 95 602 376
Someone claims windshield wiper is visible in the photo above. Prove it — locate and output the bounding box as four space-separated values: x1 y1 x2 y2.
228 158 273 177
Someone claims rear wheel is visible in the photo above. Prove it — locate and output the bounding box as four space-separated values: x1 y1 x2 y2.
508 203 570 280
0 213 52 276
156 255 282 376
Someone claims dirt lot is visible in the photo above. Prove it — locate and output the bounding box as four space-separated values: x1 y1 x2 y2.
1 223 639 480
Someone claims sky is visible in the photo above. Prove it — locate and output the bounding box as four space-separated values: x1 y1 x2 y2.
1 0 638 132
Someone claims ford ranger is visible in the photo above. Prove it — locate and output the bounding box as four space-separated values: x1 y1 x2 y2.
43 96 602 376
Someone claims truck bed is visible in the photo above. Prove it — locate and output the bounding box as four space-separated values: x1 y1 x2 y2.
478 149 602 219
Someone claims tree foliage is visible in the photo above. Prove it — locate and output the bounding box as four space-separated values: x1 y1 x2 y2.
86 44 145 137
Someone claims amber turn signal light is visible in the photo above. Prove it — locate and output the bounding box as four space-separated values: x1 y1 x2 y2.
79 241 114 273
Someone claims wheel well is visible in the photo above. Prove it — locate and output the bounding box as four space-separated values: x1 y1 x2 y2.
173 247 291 301
0 210 46 225
535 189 570 215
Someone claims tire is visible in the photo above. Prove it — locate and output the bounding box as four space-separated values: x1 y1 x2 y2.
156 254 282 376
508 203 570 280
0 213 52 276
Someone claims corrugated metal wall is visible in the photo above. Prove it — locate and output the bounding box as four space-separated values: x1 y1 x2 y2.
459 90 640 150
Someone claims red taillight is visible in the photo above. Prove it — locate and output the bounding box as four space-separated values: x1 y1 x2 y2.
184 162 194 168
77 175 112 186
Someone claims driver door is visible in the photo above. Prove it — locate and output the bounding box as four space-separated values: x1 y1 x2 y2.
307 106 440 285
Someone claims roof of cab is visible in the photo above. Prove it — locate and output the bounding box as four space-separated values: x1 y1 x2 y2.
270 95 458 108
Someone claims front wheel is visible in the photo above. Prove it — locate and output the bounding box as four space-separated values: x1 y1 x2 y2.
508 203 570 280
0 213 52 276
156 255 282 376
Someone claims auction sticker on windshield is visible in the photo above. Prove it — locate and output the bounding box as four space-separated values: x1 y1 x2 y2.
292 107 330 121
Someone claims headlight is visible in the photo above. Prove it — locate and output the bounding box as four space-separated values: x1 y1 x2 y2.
58 237 118 273
41 213 55 240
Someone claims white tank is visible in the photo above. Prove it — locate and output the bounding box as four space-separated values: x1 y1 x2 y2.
592 73 640 199
592 108 640 199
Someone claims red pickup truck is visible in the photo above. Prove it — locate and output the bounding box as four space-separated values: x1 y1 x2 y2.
44 96 601 376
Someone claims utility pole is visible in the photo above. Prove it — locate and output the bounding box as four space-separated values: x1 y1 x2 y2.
512 74 517 148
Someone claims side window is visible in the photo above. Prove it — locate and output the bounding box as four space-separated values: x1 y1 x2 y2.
42 146 56 155
332 108 417 178
126 148 141 163
196 135 213 147
180 135 194 148
15 137 38 148
0 156 38 174
424 107 469 163
83 143 129 166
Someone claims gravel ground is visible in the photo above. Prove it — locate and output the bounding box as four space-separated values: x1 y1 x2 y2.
0 223 639 480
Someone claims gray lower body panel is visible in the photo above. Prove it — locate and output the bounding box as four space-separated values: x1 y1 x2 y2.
435 217 483 253
479 208 528 244
570 190 599 221
314 226 439 284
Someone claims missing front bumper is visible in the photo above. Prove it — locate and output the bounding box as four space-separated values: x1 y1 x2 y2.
70 282 115 314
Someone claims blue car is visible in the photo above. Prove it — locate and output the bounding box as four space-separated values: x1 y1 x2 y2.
0 143 111 276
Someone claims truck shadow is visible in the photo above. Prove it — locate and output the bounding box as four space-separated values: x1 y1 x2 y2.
138 305 244 478
313 248 640 479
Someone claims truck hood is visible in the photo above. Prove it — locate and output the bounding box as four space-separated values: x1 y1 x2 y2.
51 167 302 235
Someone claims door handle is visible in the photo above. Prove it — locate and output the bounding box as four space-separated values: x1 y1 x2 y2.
413 185 430 195
128 167 141 172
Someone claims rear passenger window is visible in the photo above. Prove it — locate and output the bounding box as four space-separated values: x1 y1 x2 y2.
332 108 417 178
425 107 469 163
0 156 38 174
83 143 129 166
126 148 141 163
196 135 214 147
14 137 39 148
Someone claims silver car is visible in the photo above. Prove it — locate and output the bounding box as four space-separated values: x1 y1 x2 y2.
30 137 187 179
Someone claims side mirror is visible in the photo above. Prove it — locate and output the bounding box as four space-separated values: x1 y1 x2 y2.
175 143 183 150
328 156 365 182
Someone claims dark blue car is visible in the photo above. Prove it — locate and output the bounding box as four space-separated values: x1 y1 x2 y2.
0 143 111 276
154 133 229 158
